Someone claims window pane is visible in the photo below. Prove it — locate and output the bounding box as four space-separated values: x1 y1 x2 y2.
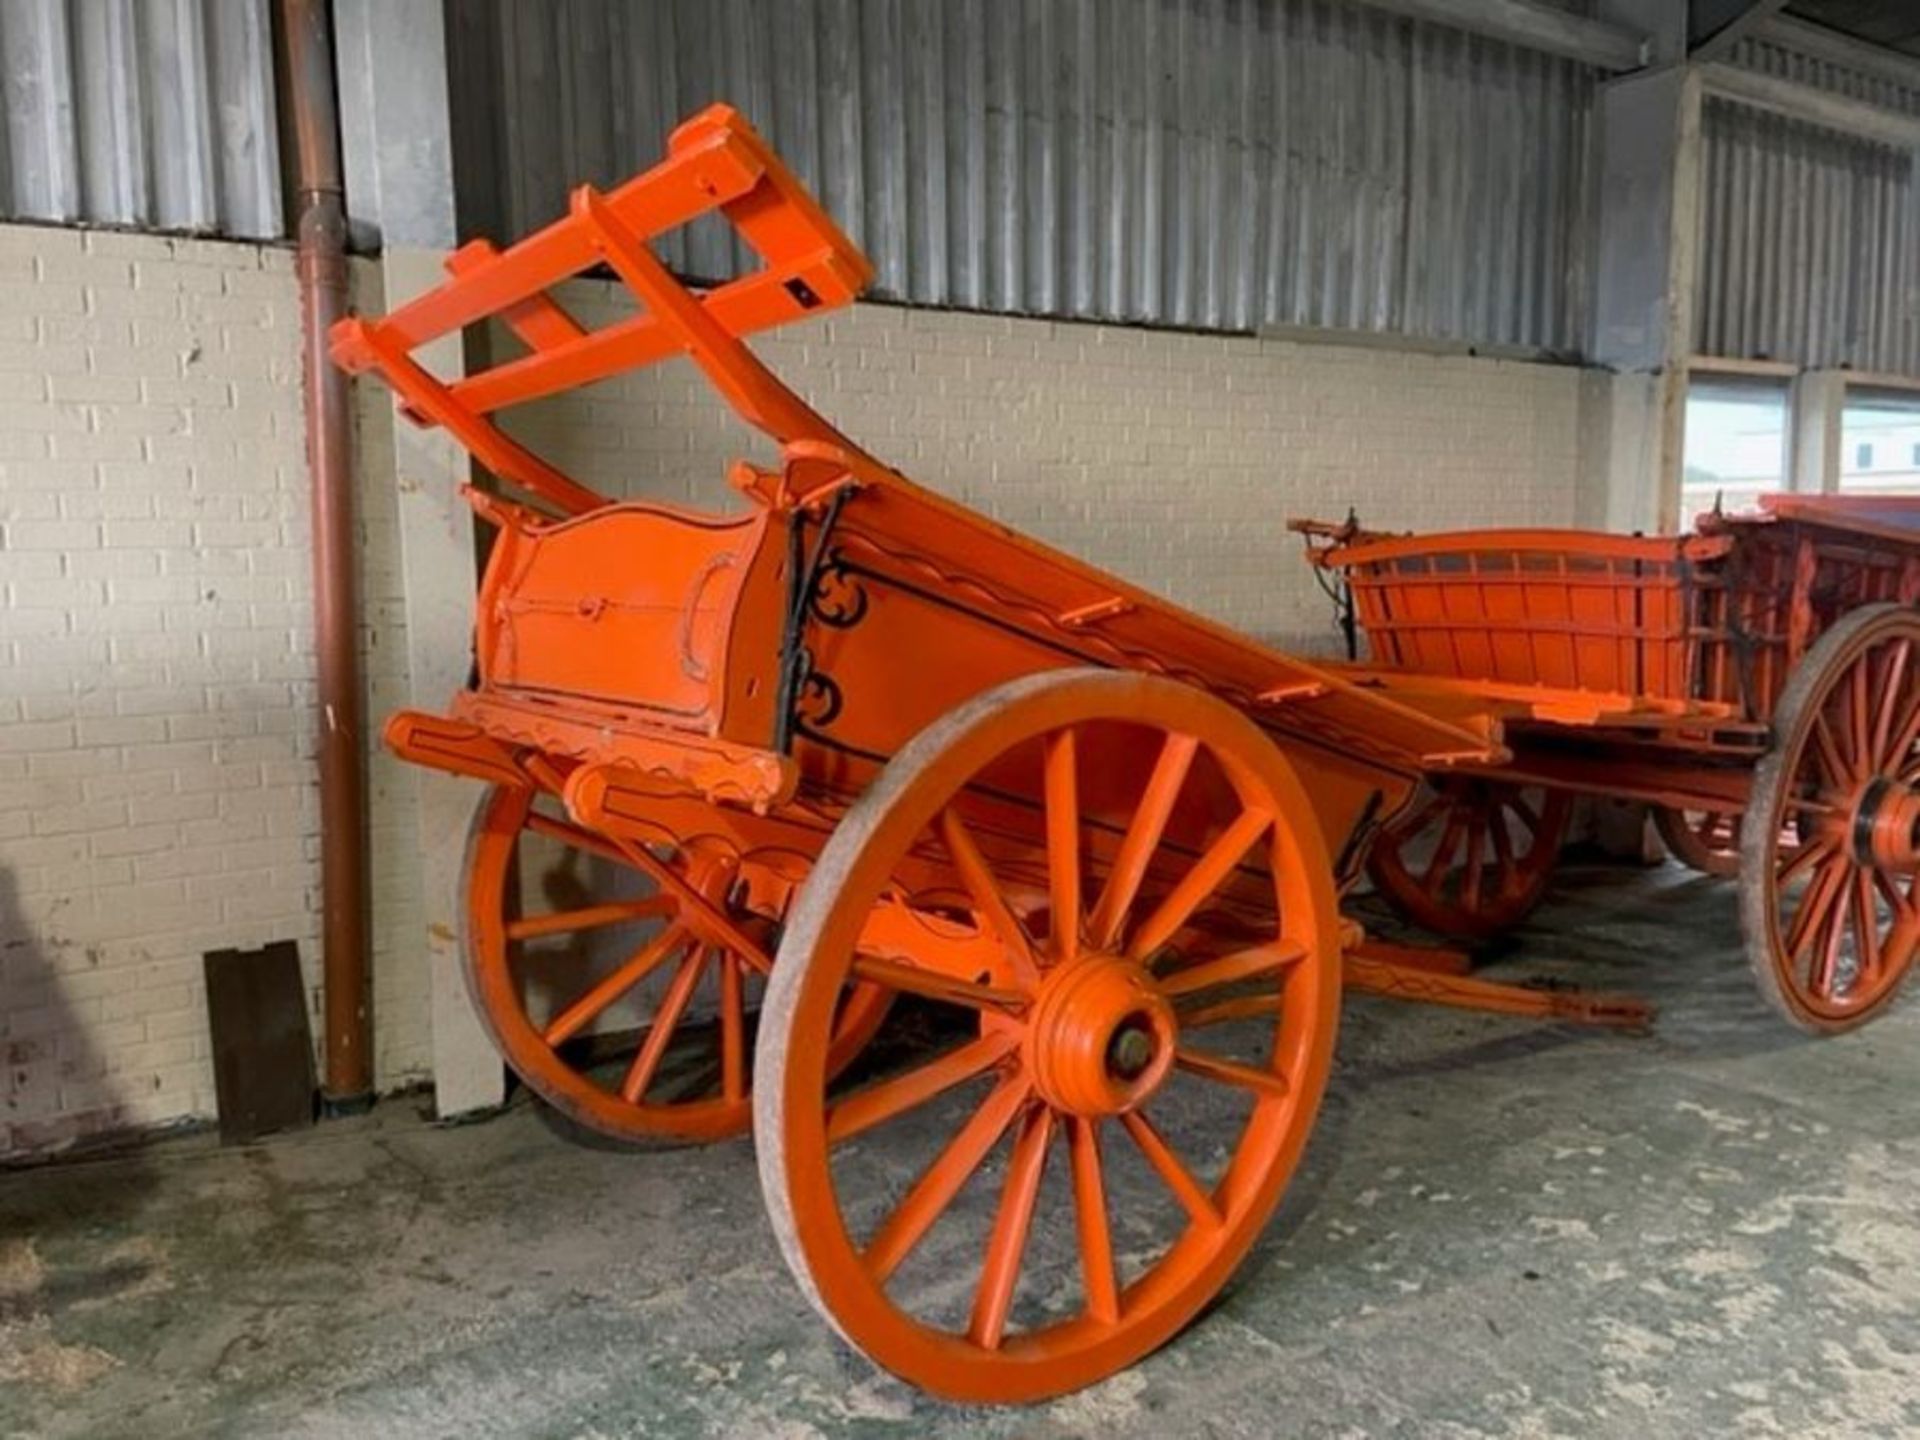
1840 390 1920 497
1682 377 1789 527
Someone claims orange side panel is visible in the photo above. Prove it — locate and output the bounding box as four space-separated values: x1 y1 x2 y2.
481 504 774 730
1305 527 1732 708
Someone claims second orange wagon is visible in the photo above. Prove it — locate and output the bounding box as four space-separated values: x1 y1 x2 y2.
1296 500 1920 1034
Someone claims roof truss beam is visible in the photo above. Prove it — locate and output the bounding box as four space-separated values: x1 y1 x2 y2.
1338 0 1649 71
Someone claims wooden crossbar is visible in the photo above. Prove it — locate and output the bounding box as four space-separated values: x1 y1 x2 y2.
328 103 874 517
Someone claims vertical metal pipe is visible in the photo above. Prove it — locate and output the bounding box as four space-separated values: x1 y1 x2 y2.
279 0 370 1111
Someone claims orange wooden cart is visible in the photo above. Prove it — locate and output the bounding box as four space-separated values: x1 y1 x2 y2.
1295 498 1920 1035
335 105 1644 1403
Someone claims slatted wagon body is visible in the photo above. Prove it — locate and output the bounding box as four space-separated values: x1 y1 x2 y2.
1295 497 1920 1035
332 105 1549 1401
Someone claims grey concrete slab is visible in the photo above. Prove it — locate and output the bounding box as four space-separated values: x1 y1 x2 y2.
3 859 1918 1439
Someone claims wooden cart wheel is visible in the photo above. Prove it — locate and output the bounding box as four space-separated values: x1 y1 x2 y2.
464 784 887 1143
1740 604 1920 1034
1365 778 1571 941
754 669 1340 1402
1654 807 1742 878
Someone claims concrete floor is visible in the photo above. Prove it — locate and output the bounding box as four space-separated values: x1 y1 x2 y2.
5 857 1920 1439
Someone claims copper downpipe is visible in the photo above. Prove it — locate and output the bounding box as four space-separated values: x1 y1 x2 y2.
279 0 370 1111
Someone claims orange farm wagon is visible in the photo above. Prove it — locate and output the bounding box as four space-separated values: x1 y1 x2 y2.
332 105 1637 1402
1295 498 1920 1035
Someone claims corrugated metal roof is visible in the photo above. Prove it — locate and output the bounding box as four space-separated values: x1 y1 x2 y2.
0 0 282 239
447 0 1598 352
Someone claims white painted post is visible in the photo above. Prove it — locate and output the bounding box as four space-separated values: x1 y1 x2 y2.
1588 61 1704 535
1791 370 1847 496
335 0 505 1118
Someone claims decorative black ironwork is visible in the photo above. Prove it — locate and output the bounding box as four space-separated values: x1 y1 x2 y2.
774 486 853 755
795 671 845 729
808 556 870 629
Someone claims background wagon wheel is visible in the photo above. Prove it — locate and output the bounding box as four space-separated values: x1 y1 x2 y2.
1364 778 1571 941
755 669 1340 1403
1654 807 1742 878
1740 604 1920 1034
464 784 887 1144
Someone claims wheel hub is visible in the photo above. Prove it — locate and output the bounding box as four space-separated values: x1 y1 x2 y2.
1847 777 1920 873
1023 953 1177 1116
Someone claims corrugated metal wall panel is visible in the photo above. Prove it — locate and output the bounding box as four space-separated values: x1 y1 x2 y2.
446 0 1598 351
0 0 282 239
1697 47 1920 376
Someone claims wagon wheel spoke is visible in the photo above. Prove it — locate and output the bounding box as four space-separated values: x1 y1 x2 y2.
507 896 676 941
1785 856 1849 965
1128 807 1273 962
1808 884 1850 1000
967 1104 1054 1350
1421 810 1466 889
1509 794 1541 835
1873 865 1916 924
1851 869 1882 987
1388 790 1446 844
1176 991 1282 1030
1157 939 1308 998
1848 651 1873 778
540 923 690 1048
1089 733 1199 950
1067 1117 1121 1325
1173 1048 1290 1100
1784 795 1839 816
1778 836 1833 886
940 808 1040 985
618 944 710 1103
850 954 1028 1014
862 1076 1032 1283
1870 639 1912 767
1487 805 1517 894
1119 1109 1221 1229
524 810 637 870
1810 713 1852 789
826 1030 1020 1144
1459 810 1488 911
1045 728 1082 963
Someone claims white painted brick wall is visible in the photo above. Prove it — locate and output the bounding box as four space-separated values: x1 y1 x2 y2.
0 228 429 1158
503 290 1584 654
